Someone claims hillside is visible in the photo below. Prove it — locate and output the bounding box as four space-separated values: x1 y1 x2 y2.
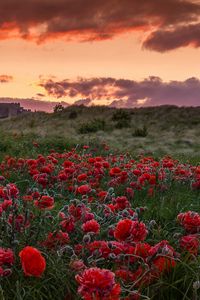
0 105 199 159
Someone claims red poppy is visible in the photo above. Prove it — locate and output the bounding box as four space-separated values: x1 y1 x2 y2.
109 167 121 177
34 195 54 210
19 246 46 277
179 234 199 255
114 219 148 242
77 185 91 195
0 247 14 266
77 173 88 182
82 219 100 234
177 211 200 233
42 231 69 249
76 267 121 300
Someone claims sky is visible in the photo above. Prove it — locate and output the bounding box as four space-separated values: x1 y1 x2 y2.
0 0 200 111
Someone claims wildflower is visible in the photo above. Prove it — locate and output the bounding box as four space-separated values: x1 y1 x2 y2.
34 195 54 210
177 211 200 233
76 267 121 300
179 234 199 255
77 185 91 195
19 246 46 277
0 248 14 266
109 167 121 177
114 219 148 242
42 231 69 249
82 219 100 234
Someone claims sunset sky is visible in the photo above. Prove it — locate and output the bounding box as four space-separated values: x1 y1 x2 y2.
0 0 200 111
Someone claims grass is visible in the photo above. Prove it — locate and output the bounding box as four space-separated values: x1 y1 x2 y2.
0 105 199 158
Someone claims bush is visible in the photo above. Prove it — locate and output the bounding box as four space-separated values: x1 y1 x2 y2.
133 125 148 137
78 119 105 134
68 110 78 119
28 118 35 128
115 119 130 129
112 109 131 122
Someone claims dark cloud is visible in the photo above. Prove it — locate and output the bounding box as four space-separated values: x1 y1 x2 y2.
143 23 200 52
73 98 92 106
36 93 45 97
0 0 200 51
39 76 200 107
0 75 13 83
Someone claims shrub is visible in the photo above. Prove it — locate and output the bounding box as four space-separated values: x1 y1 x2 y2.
133 125 148 137
68 110 78 119
78 119 105 134
112 109 131 122
115 119 130 129
28 118 35 128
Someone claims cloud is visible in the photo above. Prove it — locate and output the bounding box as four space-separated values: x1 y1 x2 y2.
39 76 200 107
0 75 13 83
0 0 200 51
143 23 200 52
73 98 92 106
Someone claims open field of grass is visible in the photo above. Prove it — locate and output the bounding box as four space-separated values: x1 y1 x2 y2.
0 105 199 160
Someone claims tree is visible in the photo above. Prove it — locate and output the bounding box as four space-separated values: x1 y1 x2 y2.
53 104 64 113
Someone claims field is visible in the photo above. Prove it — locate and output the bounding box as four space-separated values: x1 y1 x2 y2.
0 105 199 159
0 106 200 300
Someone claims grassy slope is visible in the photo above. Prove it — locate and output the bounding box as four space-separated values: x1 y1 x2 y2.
0 105 199 160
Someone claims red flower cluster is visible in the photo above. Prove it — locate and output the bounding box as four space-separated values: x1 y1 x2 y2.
114 219 148 242
34 195 54 210
77 185 91 195
42 231 70 249
82 219 100 234
0 247 14 276
76 267 121 300
177 211 200 233
179 234 200 255
0 147 199 299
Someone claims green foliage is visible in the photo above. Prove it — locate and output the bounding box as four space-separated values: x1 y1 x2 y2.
68 110 78 119
78 118 106 134
115 119 130 129
112 109 131 122
28 118 36 128
133 125 148 137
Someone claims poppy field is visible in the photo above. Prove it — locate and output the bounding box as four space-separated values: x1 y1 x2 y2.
0 143 199 300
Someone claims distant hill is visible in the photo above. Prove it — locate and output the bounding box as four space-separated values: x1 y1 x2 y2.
0 105 199 157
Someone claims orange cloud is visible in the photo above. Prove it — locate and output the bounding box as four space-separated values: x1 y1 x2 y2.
0 0 200 51
0 75 13 83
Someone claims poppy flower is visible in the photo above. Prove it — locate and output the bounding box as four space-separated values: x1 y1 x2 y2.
177 211 200 233
179 234 199 255
114 219 148 242
109 167 121 177
77 185 91 195
82 219 100 234
0 247 14 266
76 267 121 300
19 246 46 277
42 231 69 249
77 173 88 182
34 195 54 210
